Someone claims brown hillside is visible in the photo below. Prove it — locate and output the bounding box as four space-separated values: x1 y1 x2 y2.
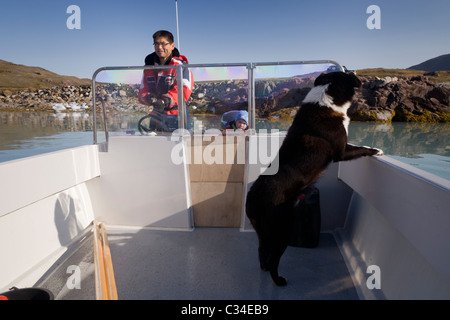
0 60 90 91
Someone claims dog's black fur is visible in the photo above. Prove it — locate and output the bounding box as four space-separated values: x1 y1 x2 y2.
245 72 383 286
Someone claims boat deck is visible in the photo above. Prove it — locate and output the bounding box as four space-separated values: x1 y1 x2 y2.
36 226 359 300
37 231 96 300
106 227 358 300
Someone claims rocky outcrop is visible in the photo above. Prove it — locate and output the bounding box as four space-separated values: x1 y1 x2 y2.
350 76 450 122
189 77 315 118
237 75 450 123
1 75 449 123
191 75 450 123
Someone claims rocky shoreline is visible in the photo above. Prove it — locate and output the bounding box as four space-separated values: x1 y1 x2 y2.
251 75 450 123
0 85 93 112
351 76 450 122
0 75 449 123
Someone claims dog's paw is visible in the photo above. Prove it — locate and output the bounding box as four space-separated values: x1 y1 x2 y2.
373 148 384 156
365 146 383 156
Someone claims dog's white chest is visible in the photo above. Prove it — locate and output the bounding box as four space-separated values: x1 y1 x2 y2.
342 114 350 135
303 84 351 135
325 100 351 135
339 102 351 135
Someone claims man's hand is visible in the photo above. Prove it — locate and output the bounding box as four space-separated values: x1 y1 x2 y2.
145 94 157 105
145 94 170 110
153 97 170 110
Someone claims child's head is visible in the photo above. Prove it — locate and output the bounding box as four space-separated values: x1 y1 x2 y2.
235 111 248 130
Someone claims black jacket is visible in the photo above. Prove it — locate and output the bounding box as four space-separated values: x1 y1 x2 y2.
145 48 181 65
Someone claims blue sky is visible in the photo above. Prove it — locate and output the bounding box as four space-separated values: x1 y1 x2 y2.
1 0 449 79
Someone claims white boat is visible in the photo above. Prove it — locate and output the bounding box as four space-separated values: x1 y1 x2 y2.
0 61 449 300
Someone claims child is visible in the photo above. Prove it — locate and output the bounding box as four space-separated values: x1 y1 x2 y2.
223 110 248 131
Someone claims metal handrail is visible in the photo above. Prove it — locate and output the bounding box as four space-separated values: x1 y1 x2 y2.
91 60 343 145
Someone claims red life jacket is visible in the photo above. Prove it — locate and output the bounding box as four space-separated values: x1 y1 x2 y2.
138 52 193 115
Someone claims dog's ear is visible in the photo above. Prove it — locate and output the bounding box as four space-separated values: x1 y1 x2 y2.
314 73 331 86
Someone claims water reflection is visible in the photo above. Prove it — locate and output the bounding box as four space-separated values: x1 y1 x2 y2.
0 112 449 179
253 118 449 159
0 112 93 150
1 112 448 153
1 111 449 158
0 111 149 150
348 122 450 158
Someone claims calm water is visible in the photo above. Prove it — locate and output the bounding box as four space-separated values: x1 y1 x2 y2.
1 112 449 180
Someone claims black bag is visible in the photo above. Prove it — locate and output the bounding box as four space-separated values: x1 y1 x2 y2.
161 114 178 132
289 185 321 248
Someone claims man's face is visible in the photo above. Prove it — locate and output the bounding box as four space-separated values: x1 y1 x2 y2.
154 36 175 61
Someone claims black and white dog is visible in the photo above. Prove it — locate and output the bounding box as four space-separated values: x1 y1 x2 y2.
246 72 383 286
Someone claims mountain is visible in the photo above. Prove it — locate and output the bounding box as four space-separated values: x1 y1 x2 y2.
408 54 450 72
0 60 90 90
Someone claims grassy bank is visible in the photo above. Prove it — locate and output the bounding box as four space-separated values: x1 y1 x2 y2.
356 68 450 84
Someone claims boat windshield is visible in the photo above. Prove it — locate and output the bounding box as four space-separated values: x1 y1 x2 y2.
91 61 343 145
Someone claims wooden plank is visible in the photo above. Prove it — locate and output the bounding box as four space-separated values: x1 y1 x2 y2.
191 182 243 227
188 136 247 227
188 136 246 182
93 220 118 300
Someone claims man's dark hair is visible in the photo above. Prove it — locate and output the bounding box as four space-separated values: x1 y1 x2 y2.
153 30 174 43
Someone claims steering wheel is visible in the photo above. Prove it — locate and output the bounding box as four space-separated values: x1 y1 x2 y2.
138 112 172 134
138 114 156 135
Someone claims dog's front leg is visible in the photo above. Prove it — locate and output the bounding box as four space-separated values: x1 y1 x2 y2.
338 143 383 161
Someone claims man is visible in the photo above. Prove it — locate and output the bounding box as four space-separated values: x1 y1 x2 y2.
138 30 193 130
